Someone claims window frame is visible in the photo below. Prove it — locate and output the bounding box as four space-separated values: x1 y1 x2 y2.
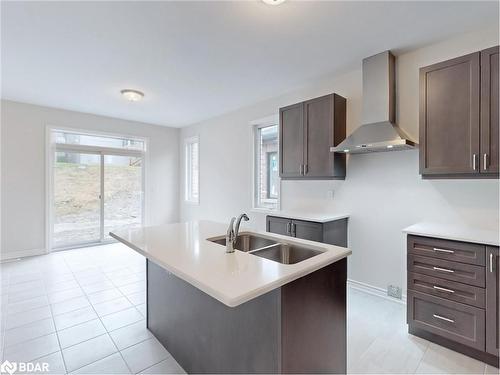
252 119 280 212
266 151 278 199
184 135 200 204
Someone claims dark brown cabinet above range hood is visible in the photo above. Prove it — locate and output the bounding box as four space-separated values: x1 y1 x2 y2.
331 51 417 154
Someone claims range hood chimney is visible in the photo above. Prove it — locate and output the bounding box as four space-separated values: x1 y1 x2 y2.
331 51 416 154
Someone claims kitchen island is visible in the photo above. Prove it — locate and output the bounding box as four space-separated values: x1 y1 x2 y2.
111 221 351 374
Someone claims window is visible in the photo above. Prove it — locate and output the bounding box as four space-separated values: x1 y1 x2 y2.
53 130 145 151
185 136 199 203
254 124 279 210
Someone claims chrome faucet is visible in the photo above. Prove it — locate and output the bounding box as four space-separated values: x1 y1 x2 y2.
226 213 249 253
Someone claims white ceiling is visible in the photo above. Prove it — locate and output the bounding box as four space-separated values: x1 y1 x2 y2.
2 1 498 127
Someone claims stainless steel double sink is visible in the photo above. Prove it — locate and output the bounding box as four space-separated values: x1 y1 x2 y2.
207 233 324 265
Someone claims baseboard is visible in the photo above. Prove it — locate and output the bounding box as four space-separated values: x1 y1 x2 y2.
0 248 47 262
348 278 407 305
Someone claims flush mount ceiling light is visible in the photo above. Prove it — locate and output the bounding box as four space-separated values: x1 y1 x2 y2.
262 0 287 5
121 89 144 102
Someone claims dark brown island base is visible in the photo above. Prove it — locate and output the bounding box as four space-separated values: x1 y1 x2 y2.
146 258 347 374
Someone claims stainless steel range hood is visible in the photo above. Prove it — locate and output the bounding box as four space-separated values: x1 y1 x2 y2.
331 51 416 154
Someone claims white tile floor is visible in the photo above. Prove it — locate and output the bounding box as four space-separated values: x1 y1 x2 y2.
1 244 183 374
347 289 495 374
1 243 496 374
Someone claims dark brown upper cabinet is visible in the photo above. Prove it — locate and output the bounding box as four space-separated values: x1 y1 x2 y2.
279 93 346 180
419 46 499 179
481 46 499 174
280 103 304 178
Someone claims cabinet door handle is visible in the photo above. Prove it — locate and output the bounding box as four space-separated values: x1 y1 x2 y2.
304 164 308 175
473 154 477 170
433 285 455 293
433 266 454 273
484 153 488 170
433 247 454 254
299 165 303 175
291 223 296 237
433 314 455 323
286 222 291 235
490 253 494 273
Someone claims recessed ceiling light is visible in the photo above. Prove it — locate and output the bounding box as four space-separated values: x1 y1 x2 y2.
262 0 287 5
121 89 144 102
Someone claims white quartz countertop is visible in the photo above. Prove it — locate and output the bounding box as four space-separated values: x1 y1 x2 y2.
403 222 499 247
265 211 349 223
111 221 351 307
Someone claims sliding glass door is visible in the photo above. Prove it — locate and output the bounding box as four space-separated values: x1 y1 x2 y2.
103 155 143 240
51 129 145 250
53 151 102 248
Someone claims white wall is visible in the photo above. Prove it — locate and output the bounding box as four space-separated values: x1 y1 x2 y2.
179 27 500 295
1 100 179 259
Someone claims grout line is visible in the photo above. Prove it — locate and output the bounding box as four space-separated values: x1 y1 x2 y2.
87 293 128 306
134 355 170 375
10 346 62 367
413 343 430 374
66 351 122 374
91 303 136 319
3 310 53 332
67 255 134 375
44 258 70 375
52 307 97 332
2 319 56 350
59 333 116 373
111 336 152 353
2 302 51 320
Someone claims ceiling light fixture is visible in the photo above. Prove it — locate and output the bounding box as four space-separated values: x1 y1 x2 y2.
121 89 144 102
262 0 287 5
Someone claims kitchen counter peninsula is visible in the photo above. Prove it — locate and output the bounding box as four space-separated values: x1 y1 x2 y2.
111 220 351 374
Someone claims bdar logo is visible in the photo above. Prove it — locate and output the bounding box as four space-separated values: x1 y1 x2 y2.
0 360 17 375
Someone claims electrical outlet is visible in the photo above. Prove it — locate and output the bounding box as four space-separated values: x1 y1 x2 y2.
327 190 334 200
387 285 402 299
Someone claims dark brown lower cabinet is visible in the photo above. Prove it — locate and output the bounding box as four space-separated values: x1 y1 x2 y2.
266 215 348 247
292 220 323 242
407 235 499 367
266 216 291 236
486 246 499 360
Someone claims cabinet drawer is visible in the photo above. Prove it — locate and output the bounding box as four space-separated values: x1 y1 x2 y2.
408 272 485 308
408 290 485 351
408 255 485 287
408 235 485 266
